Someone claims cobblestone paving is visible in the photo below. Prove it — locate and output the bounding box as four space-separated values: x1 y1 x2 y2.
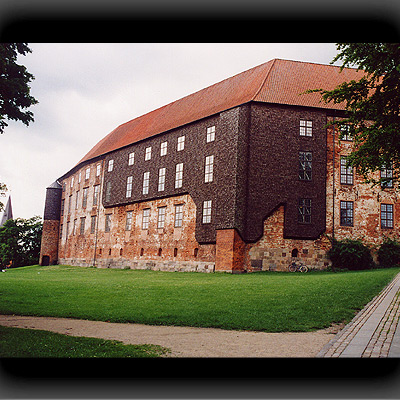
318 272 400 358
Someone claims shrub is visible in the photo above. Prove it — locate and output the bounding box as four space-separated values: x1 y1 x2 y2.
327 238 374 271
377 237 400 268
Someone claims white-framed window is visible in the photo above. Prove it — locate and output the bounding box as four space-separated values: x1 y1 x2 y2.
205 155 214 183
142 208 150 230
160 141 168 156
85 167 90 180
126 176 133 198
70 177 74 188
175 163 183 189
80 217 86 235
300 120 312 137
96 164 101 176
143 171 150 195
126 211 133 231
206 126 215 143
174 204 183 228
177 135 185 151
93 184 100 206
381 164 393 188
75 191 79 210
340 124 353 141
108 159 114 172
105 214 111 232
128 152 135 166
145 146 152 161
157 206 166 229
202 200 212 224
82 187 88 208
158 167 166 192
78 172 82 183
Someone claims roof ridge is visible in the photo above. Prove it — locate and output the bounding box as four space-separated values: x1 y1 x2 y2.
251 59 276 101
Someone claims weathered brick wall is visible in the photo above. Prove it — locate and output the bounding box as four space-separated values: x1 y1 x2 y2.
326 117 400 251
58 192 216 272
40 220 60 265
247 205 331 271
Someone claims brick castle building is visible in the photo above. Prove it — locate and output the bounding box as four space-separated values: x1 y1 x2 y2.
39 59 400 272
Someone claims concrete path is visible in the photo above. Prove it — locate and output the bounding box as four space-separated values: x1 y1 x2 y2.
318 272 400 358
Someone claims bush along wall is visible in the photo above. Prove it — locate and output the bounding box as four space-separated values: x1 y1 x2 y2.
377 237 400 268
327 238 375 271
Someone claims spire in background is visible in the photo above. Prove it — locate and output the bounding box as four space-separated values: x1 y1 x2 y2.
0 196 13 227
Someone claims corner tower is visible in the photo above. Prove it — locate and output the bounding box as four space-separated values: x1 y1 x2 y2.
39 181 62 266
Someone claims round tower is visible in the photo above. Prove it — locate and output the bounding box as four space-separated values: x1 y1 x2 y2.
39 181 62 266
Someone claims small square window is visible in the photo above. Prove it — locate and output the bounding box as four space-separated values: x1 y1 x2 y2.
300 120 312 137
381 204 394 229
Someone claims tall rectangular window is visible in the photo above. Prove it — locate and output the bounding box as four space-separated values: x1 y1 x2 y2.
202 200 212 224
78 172 82 183
340 157 354 185
128 152 135 166
96 164 101 177
177 135 185 151
70 177 74 188
126 176 133 198
85 167 90 180
158 168 166 191
381 164 393 188
175 163 183 189
145 146 152 161
105 214 111 232
300 120 312 137
142 208 150 230
108 159 114 172
205 155 214 183
340 124 353 141
157 207 166 229
93 184 100 206
298 198 312 223
90 215 96 234
80 217 86 235
174 204 183 228
126 211 133 231
381 204 394 229
206 126 215 142
75 191 79 210
82 187 88 208
68 195 72 213
340 201 354 226
143 172 150 195
61 199 65 217
160 141 168 156
105 181 112 202
299 151 312 181
73 219 77 236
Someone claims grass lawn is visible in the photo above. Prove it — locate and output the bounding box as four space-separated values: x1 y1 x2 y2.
0 325 169 357
0 265 399 332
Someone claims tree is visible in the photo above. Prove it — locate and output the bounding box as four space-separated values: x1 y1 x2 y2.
0 183 6 212
0 216 42 268
0 43 38 134
311 43 400 187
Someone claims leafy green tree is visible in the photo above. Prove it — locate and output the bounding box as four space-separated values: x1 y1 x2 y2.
0 183 6 212
311 43 400 187
0 216 42 268
0 43 38 134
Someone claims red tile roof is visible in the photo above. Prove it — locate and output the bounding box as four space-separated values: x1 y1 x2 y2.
78 59 365 164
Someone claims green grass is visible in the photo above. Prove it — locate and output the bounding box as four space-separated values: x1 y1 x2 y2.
0 265 399 332
0 325 169 358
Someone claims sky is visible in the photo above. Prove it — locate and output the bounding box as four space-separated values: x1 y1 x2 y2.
0 43 341 220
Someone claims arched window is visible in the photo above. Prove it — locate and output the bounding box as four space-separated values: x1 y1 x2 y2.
193 248 199 257
174 248 178 257
291 248 299 258
140 248 144 256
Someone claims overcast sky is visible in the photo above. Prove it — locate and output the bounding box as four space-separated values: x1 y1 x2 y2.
0 43 341 220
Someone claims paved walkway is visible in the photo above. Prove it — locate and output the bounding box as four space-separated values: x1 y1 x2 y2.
318 272 400 358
